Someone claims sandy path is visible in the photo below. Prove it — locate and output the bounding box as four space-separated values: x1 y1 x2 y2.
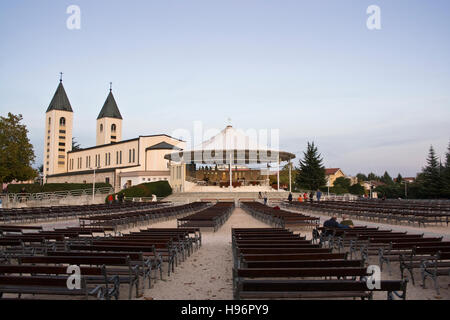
139 207 272 300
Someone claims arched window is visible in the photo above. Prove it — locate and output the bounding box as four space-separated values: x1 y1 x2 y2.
100 124 103 132
111 124 117 133
59 117 66 126
48 117 51 125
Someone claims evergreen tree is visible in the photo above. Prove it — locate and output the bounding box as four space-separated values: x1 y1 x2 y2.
72 137 82 151
396 174 403 184
442 141 450 198
421 145 443 198
367 172 379 181
380 171 394 185
295 142 326 190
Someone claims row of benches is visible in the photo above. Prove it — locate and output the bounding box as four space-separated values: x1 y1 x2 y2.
79 202 210 230
0 202 167 224
177 202 234 232
241 202 320 230
315 226 450 294
284 200 449 227
232 228 407 300
0 223 202 299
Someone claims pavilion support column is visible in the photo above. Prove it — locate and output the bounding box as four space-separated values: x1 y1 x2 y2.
229 153 232 190
289 160 292 193
277 155 280 192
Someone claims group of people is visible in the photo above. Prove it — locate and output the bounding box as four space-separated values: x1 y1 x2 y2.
287 190 323 203
107 193 125 205
107 193 158 204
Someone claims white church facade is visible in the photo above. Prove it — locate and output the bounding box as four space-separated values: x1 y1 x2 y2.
44 78 186 192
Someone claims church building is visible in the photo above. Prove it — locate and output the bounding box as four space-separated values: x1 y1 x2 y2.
44 77 185 192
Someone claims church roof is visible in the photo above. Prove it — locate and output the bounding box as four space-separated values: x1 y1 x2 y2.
146 142 182 151
46 82 73 113
97 91 123 120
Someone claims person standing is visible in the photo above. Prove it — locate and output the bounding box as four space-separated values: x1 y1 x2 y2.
264 193 268 206
309 192 314 203
316 190 322 202
118 192 124 204
107 194 114 205
288 193 293 203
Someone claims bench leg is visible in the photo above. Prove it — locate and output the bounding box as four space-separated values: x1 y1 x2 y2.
433 274 440 295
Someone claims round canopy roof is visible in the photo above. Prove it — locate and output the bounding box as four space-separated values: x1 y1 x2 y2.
164 125 295 164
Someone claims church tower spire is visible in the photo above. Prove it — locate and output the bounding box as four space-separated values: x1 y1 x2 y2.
44 74 74 178
96 83 123 145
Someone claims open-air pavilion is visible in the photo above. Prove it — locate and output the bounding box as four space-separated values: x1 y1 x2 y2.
164 126 296 192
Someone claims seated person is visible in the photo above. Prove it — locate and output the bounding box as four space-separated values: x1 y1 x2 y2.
340 214 354 227
273 205 281 210
323 215 350 230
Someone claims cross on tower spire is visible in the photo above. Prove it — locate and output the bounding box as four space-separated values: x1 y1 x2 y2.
110 82 112 92
60 72 63 83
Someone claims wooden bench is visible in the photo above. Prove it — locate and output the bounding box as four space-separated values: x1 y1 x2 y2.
234 279 408 300
399 246 450 285
421 251 450 294
16 255 138 299
46 251 156 290
0 265 119 300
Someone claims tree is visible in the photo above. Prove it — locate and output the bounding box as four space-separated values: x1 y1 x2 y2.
349 183 366 196
442 141 450 198
295 142 326 191
334 177 352 190
380 171 394 185
0 113 37 184
367 172 379 181
270 163 298 190
396 174 403 184
356 173 368 182
72 137 82 151
421 145 443 198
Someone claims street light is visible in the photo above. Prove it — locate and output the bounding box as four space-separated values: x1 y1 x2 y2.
403 180 408 199
91 166 100 203
327 177 331 197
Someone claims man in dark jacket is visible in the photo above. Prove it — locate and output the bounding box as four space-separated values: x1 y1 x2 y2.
323 216 350 229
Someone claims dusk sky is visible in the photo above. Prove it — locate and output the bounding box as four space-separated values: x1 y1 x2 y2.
0 0 449 177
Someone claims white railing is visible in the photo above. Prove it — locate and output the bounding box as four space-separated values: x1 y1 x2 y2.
2 187 114 204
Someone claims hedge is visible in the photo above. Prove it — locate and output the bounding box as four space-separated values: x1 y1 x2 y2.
7 183 112 194
107 181 173 201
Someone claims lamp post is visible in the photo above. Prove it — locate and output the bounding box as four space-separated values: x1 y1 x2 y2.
277 155 280 192
327 177 331 196
91 166 100 203
404 180 408 199
288 161 292 193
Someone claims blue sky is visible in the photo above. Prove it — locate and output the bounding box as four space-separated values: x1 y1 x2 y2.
0 0 449 177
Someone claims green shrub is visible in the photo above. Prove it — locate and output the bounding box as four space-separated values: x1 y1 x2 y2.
106 181 173 202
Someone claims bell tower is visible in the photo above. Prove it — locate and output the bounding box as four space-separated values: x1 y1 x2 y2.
44 73 74 178
96 83 123 146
